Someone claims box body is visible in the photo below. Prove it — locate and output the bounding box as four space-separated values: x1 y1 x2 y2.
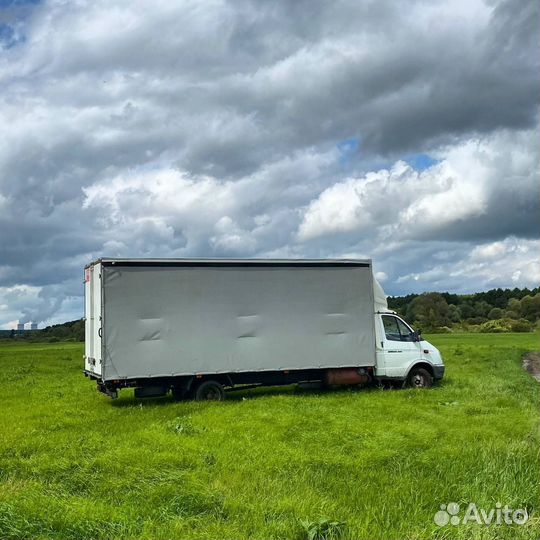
84 259 376 381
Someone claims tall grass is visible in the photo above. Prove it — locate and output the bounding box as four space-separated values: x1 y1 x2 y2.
0 333 538 539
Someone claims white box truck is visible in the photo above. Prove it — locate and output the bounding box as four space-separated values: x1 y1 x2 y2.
84 258 444 400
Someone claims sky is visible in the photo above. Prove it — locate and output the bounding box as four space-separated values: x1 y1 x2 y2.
0 0 538 328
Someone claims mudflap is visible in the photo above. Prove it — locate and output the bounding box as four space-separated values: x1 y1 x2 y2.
97 382 118 399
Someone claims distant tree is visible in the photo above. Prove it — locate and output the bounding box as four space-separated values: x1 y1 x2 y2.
458 303 475 319
473 300 493 318
72 320 85 341
441 292 460 305
53 326 69 338
520 294 540 322
388 293 418 316
491 288 507 308
406 293 451 330
38 319 84 341
507 298 521 316
448 304 461 323
389 286 538 327
488 307 503 320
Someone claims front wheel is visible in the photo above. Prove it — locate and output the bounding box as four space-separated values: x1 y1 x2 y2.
194 380 225 401
407 367 433 388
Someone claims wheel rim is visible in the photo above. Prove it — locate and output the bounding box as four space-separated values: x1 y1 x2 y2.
203 386 222 400
412 373 425 387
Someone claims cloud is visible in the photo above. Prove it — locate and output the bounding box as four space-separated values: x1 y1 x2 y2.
80 148 335 258
298 129 539 243
0 0 538 327
0 281 81 327
471 241 509 261
394 237 540 293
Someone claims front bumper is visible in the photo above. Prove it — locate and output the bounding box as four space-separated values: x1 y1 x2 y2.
433 365 445 380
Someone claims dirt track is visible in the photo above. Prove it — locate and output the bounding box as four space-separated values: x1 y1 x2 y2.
523 352 540 382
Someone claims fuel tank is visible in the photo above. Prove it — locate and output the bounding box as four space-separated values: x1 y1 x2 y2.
325 368 370 386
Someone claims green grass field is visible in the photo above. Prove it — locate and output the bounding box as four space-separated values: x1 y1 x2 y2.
0 334 538 540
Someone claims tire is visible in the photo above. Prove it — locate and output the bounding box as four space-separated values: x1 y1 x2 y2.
194 380 225 401
407 367 433 388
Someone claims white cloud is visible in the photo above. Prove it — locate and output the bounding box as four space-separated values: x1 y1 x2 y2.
471 241 508 260
298 130 538 243
210 216 257 254
395 238 539 293
81 148 334 257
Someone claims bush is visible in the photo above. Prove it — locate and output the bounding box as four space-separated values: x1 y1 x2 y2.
430 326 452 333
477 318 530 333
488 307 503 320
467 317 488 325
479 322 505 333
510 319 531 333
479 319 513 333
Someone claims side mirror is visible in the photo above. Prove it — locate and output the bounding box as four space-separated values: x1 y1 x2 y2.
415 329 422 341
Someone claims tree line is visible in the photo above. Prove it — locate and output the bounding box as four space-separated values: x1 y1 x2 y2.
1 319 84 342
388 287 540 333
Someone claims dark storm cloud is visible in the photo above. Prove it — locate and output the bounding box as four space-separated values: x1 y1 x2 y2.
0 0 538 327
178 0 539 173
409 180 540 242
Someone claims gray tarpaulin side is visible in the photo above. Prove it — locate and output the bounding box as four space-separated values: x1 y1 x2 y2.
101 263 376 380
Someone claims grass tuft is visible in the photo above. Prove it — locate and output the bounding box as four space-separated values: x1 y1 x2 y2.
299 518 347 540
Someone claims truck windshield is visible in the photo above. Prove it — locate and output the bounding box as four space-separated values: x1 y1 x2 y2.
382 315 415 342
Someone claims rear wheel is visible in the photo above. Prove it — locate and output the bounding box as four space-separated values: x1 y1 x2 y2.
194 380 225 401
407 367 433 388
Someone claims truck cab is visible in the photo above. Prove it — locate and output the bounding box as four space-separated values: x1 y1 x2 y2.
374 312 445 386
372 280 445 387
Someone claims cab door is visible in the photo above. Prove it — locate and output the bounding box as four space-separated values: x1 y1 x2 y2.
380 314 422 378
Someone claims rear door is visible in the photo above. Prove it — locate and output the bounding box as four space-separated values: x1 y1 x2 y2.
84 263 103 376
380 314 422 377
